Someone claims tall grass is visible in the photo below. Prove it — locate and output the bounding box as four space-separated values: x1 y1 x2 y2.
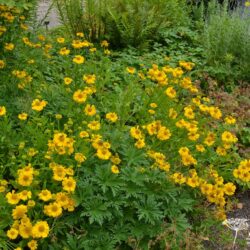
202 0 250 81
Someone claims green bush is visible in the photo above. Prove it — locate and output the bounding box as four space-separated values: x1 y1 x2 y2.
55 0 190 49
202 0 250 81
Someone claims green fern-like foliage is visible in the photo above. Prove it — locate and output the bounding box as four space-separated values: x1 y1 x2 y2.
103 0 190 49
54 0 190 48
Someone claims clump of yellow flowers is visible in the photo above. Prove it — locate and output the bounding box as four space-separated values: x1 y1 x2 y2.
0 3 249 250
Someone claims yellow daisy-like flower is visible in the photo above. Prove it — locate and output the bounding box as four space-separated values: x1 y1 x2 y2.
74 153 86 163
165 86 176 98
28 240 38 250
0 60 5 69
126 67 136 74
84 104 96 116
83 74 96 84
88 120 101 130
106 112 118 123
38 189 52 202
96 148 111 160
111 165 120 174
5 42 15 51
6 191 20 205
7 228 19 239
62 177 76 192
18 112 28 120
101 40 109 47
73 90 87 103
31 99 47 112
73 55 85 64
0 106 6 116
59 47 70 55
64 77 73 85
44 202 63 217
32 221 50 238
57 37 65 43
12 205 28 220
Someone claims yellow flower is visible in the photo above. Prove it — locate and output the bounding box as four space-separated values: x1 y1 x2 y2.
6 190 20 205
184 106 195 119
73 90 87 103
19 190 32 201
110 154 121 165
101 40 109 47
27 200 36 207
168 108 178 119
223 182 236 196
31 99 47 112
37 35 45 41
84 104 96 116
74 153 86 163
88 120 101 130
171 172 186 184
19 222 33 239
76 32 84 37
17 172 33 186
62 177 76 192
0 60 5 69
79 131 89 138
18 112 28 120
64 77 73 85
12 205 28 219
83 74 96 84
181 154 197 166
209 107 222 119
196 144 205 152
165 86 176 98
216 146 227 156
5 42 15 51
44 202 63 217
32 221 50 238
135 139 145 149
148 109 155 115
59 47 70 55
57 37 65 43
186 176 199 188
130 126 143 139
224 116 236 125
38 189 52 201
52 165 67 181
96 148 111 160
178 147 190 156
111 165 120 174
221 131 237 144
73 55 85 64
0 106 6 116
7 228 19 239
28 240 38 250
106 112 118 123
157 126 171 141
126 67 136 74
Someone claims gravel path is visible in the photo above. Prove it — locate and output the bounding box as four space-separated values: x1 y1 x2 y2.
36 0 60 28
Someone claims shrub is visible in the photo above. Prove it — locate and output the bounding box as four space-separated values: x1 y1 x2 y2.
201 0 250 82
55 0 190 49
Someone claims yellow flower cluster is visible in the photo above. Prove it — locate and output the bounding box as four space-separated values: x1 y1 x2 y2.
233 159 250 183
92 135 112 160
147 150 170 172
47 132 75 155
